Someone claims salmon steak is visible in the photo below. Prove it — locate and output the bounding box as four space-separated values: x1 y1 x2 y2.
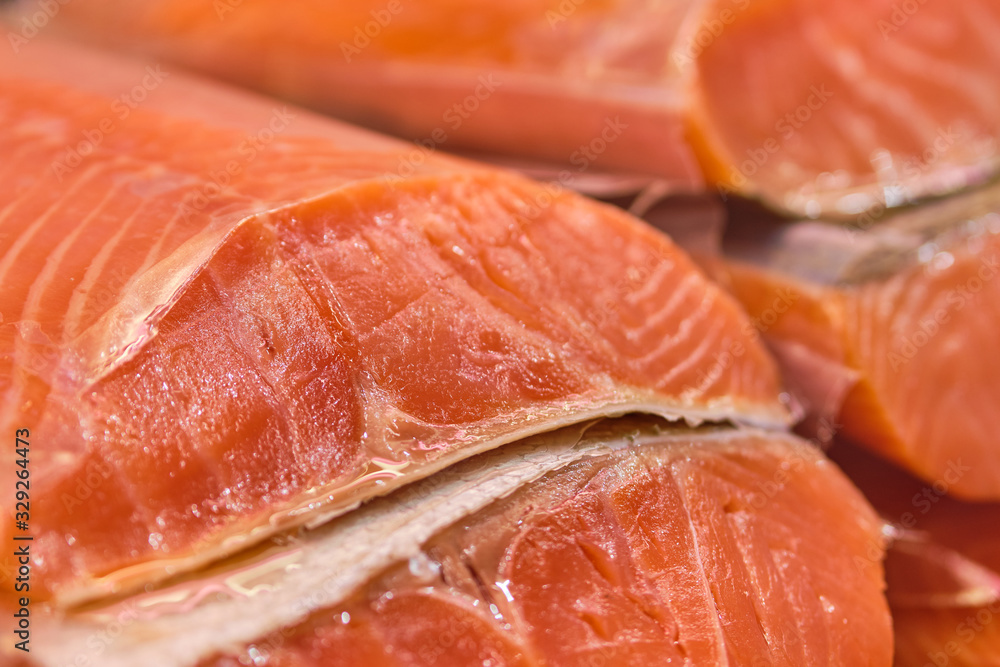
24 423 892 667
33 0 709 192
0 36 793 611
32 0 1000 217
831 442 1000 667
720 185 1000 499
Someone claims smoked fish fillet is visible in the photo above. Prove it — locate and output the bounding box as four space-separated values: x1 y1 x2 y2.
37 0 708 190
831 442 1000 667
35 0 1000 217
0 38 786 607
22 424 892 667
719 185 1000 500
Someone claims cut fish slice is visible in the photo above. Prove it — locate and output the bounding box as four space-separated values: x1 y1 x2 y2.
37 0 1000 217
36 0 708 190
688 0 1000 217
199 428 892 667
720 185 1000 499
831 442 1000 667
0 37 786 607
891 604 1000 667
23 423 892 667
